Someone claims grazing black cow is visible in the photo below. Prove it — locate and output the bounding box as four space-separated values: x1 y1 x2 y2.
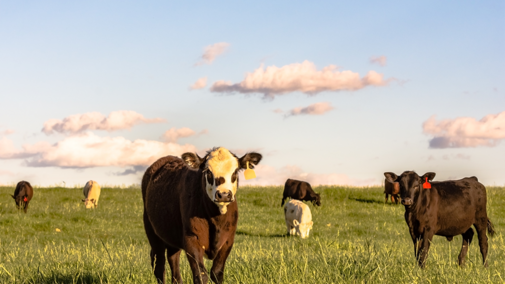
142 147 262 284
11 181 33 213
384 171 495 268
281 179 321 207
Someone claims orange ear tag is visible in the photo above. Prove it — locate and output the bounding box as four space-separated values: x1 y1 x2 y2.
23 197 28 202
423 177 431 189
244 161 256 180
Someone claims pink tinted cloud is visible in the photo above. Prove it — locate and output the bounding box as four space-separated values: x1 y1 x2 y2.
162 127 207 143
370 56 387 66
42 110 165 135
240 164 377 186
210 60 389 99
0 129 15 136
190 77 208 90
286 102 334 117
423 111 505 148
15 132 198 168
0 137 51 159
195 42 230 66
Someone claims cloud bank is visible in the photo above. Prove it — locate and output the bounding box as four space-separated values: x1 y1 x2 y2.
162 127 207 143
286 102 334 117
195 42 230 66
210 60 388 99
189 77 208 90
42 111 165 135
423 111 505 148
0 132 197 168
240 164 376 186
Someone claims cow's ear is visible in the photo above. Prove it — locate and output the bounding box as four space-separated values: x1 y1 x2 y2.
238 152 262 169
82 199 86 202
421 172 436 182
293 219 300 226
384 172 398 183
11 194 15 199
182 152 203 169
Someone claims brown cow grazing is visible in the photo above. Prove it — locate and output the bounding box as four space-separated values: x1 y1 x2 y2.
142 147 262 284
281 179 321 207
384 179 400 204
11 181 33 213
384 171 495 268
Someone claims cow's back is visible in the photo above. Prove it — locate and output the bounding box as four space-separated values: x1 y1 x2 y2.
426 177 487 236
15 181 33 198
285 199 311 223
284 179 307 198
142 155 190 247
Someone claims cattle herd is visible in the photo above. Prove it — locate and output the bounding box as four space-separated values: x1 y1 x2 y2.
6 146 497 284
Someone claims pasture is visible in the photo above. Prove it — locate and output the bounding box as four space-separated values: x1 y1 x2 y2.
0 185 504 283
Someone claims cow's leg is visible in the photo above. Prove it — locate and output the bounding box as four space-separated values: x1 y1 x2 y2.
184 237 208 284
474 218 490 267
458 228 474 266
418 230 434 268
384 193 389 203
393 195 399 204
166 246 182 284
23 203 29 213
144 212 167 284
210 239 234 284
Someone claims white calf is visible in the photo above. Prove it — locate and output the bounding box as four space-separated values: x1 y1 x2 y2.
284 199 313 238
82 180 101 209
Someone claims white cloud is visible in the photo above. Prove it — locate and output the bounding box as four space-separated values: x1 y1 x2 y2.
0 129 15 136
370 56 387 66
190 77 208 90
42 110 165 135
423 111 505 148
240 164 377 186
210 60 389 99
0 132 197 168
161 127 207 143
286 102 334 117
195 42 230 66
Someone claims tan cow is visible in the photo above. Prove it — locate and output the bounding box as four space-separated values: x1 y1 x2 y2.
82 180 101 209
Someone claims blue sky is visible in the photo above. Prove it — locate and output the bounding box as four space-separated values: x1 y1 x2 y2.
1 0 504 187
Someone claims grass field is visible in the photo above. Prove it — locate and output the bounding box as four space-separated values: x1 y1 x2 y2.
0 185 504 283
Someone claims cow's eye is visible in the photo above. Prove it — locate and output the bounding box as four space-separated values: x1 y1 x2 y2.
206 171 214 185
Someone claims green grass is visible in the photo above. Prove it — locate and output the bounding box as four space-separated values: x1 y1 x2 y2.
0 185 504 283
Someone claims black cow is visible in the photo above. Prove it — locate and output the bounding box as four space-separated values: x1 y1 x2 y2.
142 147 262 284
384 171 495 267
281 179 321 207
11 181 33 213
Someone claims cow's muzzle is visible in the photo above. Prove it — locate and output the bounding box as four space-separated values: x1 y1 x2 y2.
401 198 413 206
215 190 233 203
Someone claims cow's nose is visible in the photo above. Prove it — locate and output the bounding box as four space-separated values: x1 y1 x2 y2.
215 190 233 202
401 198 412 206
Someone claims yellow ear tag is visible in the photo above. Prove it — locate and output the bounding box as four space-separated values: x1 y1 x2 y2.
244 161 256 180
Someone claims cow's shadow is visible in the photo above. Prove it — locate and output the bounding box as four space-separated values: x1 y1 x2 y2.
348 197 400 206
236 230 287 238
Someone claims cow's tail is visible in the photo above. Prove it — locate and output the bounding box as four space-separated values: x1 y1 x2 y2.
281 197 286 207
487 219 496 237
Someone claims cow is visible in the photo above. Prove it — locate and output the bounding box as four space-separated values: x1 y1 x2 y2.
280 179 321 207
82 180 101 209
11 181 33 213
384 179 400 204
384 171 495 268
284 199 313 239
142 147 262 284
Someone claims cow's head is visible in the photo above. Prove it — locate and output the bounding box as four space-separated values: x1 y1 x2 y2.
293 219 313 239
82 198 96 209
384 171 435 206
11 194 28 209
182 147 262 214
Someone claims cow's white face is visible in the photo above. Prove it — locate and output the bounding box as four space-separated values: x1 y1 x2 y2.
204 148 239 214
293 219 313 239
182 147 262 215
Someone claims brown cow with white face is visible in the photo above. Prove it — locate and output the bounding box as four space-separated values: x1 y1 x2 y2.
142 147 262 284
